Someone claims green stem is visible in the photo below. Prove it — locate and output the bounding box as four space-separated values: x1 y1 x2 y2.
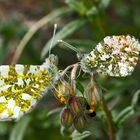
102 98 116 140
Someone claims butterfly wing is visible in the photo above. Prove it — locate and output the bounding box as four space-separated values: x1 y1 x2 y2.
81 35 140 77
0 63 57 120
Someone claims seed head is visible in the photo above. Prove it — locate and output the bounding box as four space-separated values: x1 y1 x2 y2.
60 107 74 128
73 116 85 133
69 97 85 115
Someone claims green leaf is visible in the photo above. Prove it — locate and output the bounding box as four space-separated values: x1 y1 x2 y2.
41 19 86 59
99 0 111 8
60 126 71 138
131 89 140 108
0 122 9 135
65 0 87 15
72 131 91 140
86 6 99 16
9 116 31 140
76 81 85 94
47 108 62 117
115 106 134 127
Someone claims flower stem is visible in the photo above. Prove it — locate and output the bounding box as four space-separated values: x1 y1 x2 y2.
102 98 116 140
70 63 79 95
60 64 75 77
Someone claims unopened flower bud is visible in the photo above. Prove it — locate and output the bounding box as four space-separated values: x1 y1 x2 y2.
54 81 71 104
69 97 85 115
60 107 74 128
87 84 102 108
73 116 85 133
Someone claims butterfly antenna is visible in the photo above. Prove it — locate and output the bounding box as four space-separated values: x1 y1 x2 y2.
49 24 57 56
57 40 83 58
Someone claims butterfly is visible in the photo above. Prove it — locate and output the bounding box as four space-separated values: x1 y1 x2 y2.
0 54 58 121
80 35 140 77
58 35 140 77
0 24 59 121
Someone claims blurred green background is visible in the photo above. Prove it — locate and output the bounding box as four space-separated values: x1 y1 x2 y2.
0 0 140 140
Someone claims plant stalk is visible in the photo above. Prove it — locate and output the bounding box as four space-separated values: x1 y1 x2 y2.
70 63 79 95
102 98 116 140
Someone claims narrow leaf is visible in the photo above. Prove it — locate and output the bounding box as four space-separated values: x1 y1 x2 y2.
115 106 134 127
60 126 71 138
99 0 111 8
65 0 87 15
72 131 91 140
47 108 62 117
131 89 140 108
41 19 86 59
10 116 31 140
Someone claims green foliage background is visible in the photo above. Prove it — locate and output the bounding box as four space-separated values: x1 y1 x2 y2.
0 0 140 140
